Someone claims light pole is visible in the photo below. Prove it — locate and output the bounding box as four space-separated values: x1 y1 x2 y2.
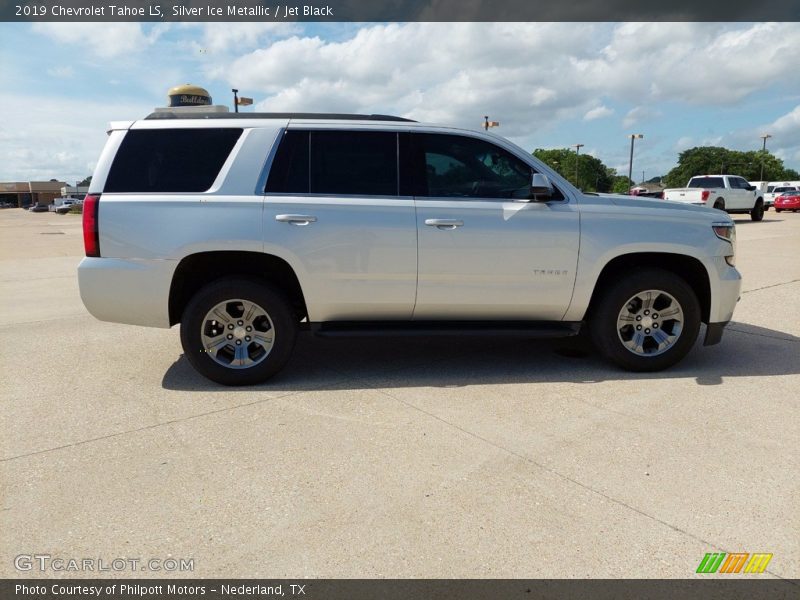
627 134 643 193
573 143 584 189
483 116 500 131
232 89 239 113
759 133 772 181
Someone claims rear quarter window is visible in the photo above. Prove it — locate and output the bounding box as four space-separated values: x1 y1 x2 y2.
104 128 243 193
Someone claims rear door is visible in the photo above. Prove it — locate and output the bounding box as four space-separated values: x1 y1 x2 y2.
409 132 580 320
263 128 417 321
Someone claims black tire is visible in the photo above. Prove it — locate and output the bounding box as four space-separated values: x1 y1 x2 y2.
589 269 701 372
750 200 764 221
776 209 782 213
180 278 297 386
713 199 725 210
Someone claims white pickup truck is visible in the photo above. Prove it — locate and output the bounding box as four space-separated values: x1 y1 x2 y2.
663 175 764 221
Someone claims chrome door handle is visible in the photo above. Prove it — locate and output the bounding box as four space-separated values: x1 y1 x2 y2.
425 218 464 230
275 214 317 226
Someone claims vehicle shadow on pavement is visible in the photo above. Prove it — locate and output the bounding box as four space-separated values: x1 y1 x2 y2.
161 321 799 392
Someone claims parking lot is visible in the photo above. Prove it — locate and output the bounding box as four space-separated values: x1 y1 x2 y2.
1 207 798 579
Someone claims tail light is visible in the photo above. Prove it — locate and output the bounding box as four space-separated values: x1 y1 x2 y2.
83 194 100 257
701 190 711 202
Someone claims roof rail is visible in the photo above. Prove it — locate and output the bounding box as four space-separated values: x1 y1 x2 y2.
145 112 416 122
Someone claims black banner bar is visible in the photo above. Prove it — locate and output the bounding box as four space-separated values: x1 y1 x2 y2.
3 0 800 22
2 579 799 600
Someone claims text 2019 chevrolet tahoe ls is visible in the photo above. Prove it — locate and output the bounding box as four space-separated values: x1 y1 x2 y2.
78 112 741 385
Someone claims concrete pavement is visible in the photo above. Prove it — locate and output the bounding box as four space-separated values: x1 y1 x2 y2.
1 208 798 579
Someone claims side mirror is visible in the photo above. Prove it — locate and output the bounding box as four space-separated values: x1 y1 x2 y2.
530 173 554 201
746 185 756 191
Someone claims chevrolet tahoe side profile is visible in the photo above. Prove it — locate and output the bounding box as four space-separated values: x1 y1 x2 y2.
78 113 741 385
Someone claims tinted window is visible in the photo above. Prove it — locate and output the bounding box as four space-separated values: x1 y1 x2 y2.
265 130 310 193
731 178 750 189
416 134 532 199
105 129 242 193
310 131 397 196
688 177 725 189
266 130 398 196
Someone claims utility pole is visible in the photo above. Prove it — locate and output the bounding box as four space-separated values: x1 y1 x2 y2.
232 89 239 113
573 144 584 189
483 116 500 131
627 134 643 193
759 134 772 180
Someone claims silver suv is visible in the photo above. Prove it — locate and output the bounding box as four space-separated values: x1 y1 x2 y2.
78 112 741 385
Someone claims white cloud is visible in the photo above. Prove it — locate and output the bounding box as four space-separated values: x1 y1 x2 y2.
583 105 613 121
0 92 151 181
623 106 661 128
199 23 299 54
218 22 799 142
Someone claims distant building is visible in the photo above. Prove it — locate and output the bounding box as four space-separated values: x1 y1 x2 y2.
0 181 67 207
61 184 89 200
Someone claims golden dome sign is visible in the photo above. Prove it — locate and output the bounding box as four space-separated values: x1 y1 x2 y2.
167 84 212 107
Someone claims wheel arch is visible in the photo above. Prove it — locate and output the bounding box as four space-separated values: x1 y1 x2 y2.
168 251 307 326
585 252 711 324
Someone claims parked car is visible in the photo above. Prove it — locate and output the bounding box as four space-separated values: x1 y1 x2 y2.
764 185 798 209
78 111 741 385
662 175 764 220
55 200 76 214
774 191 800 212
28 203 49 212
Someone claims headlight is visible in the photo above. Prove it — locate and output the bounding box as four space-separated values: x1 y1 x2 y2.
712 222 736 266
712 222 735 243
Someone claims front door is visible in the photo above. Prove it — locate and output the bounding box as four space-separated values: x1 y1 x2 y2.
411 133 580 320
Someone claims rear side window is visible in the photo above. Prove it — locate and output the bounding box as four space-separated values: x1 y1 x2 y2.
266 130 398 196
265 130 310 193
104 128 242 193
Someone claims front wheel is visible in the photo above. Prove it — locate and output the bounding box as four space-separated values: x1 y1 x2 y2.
589 269 701 372
750 200 764 221
180 278 297 386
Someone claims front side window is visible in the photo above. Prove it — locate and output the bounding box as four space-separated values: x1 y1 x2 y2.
105 128 242 193
416 134 532 199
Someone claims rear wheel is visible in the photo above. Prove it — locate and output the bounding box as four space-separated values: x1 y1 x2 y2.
713 199 725 210
750 200 764 221
180 278 297 385
589 269 701 372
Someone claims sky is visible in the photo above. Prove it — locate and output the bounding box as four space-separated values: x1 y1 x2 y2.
1 21 799 184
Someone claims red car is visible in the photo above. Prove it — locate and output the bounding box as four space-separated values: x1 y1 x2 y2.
775 191 800 212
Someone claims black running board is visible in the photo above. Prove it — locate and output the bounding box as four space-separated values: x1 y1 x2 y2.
311 320 582 338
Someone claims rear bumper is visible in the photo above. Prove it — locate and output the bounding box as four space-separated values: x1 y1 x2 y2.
78 257 176 328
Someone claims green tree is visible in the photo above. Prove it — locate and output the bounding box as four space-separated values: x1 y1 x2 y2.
610 175 634 194
664 146 796 187
78 176 92 187
532 148 614 192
